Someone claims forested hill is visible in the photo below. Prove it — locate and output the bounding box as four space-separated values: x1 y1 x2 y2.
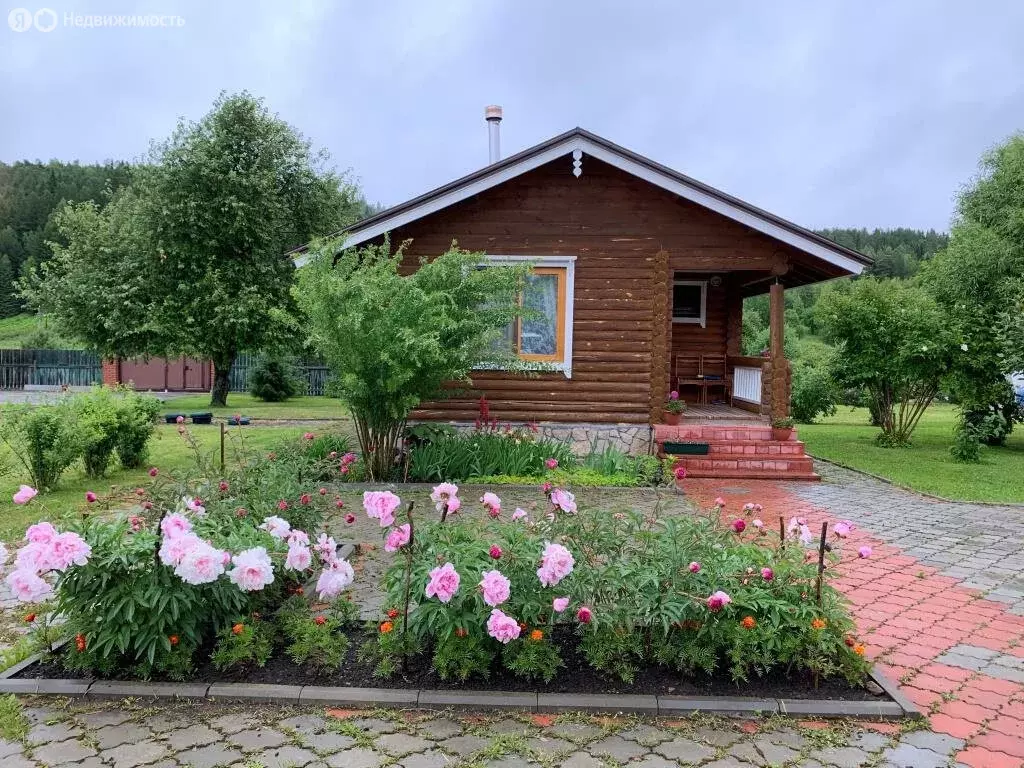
818 227 949 278
0 160 133 317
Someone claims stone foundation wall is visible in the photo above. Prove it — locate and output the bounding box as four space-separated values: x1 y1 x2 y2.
411 420 654 456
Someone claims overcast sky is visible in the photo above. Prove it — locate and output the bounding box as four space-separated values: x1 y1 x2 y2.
3 1 1023 232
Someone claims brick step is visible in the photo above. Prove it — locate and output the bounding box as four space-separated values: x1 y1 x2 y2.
679 468 821 481
655 424 785 442
683 440 807 456
676 454 816 473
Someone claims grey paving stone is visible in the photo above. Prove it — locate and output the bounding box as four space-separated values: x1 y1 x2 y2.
0 740 23 759
97 739 168 768
279 715 328 734
252 745 319 768
882 743 951 768
416 718 463 740
350 717 399 735
634 756 681 768
524 735 574 757
654 737 717 765
547 722 603 743
701 759 752 768
486 718 532 735
760 728 807 750
3 756 37 768
94 723 153 750
809 746 874 768
753 737 801 765
77 709 133 728
589 734 646 762
982 663 1024 682
561 752 605 768
375 732 434 757
727 741 763 763
848 729 893 752
27 721 81 745
693 727 742 747
482 758 540 768
229 727 289 752
301 731 356 753
934 652 988 671
619 724 673 746
164 724 221 750
176 743 245 768
140 713 192 733
947 644 1000 660
438 734 490 756
900 730 965 755
398 750 455 768
209 713 255 734
325 748 384 768
32 738 97 766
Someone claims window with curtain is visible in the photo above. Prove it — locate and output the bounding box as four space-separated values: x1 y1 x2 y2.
493 266 567 362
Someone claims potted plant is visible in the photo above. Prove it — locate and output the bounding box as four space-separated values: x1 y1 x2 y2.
771 416 795 441
663 391 686 425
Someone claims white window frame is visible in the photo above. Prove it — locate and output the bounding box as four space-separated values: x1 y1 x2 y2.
478 254 576 378
672 279 707 329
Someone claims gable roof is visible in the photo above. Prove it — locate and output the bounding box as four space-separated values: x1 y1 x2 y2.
295 127 871 274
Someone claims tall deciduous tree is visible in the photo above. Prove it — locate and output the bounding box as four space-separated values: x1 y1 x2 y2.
817 278 956 446
297 239 526 480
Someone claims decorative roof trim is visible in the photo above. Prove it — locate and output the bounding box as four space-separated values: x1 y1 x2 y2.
294 128 869 275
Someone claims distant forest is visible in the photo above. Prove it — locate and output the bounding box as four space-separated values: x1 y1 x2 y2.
0 160 948 333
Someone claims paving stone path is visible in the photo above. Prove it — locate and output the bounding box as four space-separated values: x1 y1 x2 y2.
3 466 1024 766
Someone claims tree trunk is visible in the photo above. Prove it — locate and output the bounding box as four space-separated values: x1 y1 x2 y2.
210 356 234 407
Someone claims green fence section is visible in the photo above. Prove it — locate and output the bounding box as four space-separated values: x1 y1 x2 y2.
227 353 332 396
0 348 103 389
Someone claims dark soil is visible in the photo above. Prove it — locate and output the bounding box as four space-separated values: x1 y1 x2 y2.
17 627 882 702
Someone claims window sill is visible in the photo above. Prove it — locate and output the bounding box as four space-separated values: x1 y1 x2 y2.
473 360 572 378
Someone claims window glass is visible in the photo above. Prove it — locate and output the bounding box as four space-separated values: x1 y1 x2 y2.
673 283 703 320
520 273 558 355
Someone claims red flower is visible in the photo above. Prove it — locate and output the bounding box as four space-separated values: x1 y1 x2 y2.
235 507 248 518
75 634 86 652
319 488 327 496
314 616 327 626
386 608 399 619
732 519 746 533
489 545 502 559
344 514 356 525
135 487 146 496
304 432 316 440
576 606 593 624
232 623 245 635
455 627 468 638
85 491 97 503
277 500 289 511
24 613 36 623
169 635 179 646
219 481 229 492
299 493 311 506
148 467 159 477
335 499 345 509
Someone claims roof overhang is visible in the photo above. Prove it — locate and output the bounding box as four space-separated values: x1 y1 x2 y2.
294 128 870 275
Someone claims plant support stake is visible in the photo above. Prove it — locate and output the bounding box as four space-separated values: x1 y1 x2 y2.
219 422 226 473
815 521 829 605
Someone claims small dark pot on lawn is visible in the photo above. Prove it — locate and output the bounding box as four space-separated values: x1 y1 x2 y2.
771 427 794 441
663 411 681 426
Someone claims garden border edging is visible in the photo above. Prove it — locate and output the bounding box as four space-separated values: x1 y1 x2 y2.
0 657 920 720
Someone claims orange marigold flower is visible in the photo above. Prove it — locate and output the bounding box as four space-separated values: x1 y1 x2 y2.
741 616 756 630
232 623 245 636
854 643 866 656
530 629 544 641
24 613 36 623
518 621 527 630
380 621 394 634
314 616 327 626
75 633 86 652
386 608 399 619
810 618 827 630
169 635 179 646
455 627 468 638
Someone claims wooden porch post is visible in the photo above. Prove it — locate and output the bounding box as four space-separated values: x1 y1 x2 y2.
648 249 671 424
768 281 790 420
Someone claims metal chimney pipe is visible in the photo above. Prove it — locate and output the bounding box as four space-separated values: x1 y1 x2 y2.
485 105 502 164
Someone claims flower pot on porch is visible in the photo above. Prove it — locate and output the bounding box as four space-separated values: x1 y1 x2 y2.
662 411 681 426
771 427 794 441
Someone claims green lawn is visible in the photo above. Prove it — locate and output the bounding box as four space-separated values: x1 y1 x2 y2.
799 403 1024 503
167 393 349 421
0 314 82 349
0 423 312 541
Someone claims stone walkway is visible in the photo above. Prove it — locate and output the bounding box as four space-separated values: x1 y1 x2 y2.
3 466 1024 766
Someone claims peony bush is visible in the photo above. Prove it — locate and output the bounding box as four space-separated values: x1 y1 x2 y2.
368 485 871 686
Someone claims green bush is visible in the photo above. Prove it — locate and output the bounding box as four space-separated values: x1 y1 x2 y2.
0 401 83 490
249 357 304 402
950 418 982 463
790 361 838 424
72 387 123 478
407 426 575 482
114 390 161 469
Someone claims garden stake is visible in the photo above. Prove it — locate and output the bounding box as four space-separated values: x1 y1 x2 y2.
779 516 785 548
219 422 226 472
401 500 415 671
815 521 829 605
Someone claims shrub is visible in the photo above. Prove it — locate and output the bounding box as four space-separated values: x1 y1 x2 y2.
0 401 83 490
282 613 350 670
790 361 838 424
368 485 870 686
114 390 161 469
211 619 274 671
407 425 575 482
71 387 122 478
950 417 982 463
249 357 304 402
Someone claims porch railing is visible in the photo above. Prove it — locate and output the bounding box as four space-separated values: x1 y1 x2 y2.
727 355 766 406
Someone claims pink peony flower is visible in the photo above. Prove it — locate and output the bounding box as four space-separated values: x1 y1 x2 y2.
299 493 311 506
288 529 310 547
537 542 575 587
314 533 337 561
732 519 746 533
542 481 553 493
303 432 315 440
553 596 570 613
384 524 411 553
49 532 92 570
184 496 205 516
714 497 725 508
446 495 462 514
799 524 814 547
576 606 593 624
12 485 37 505
706 590 732 612
480 492 502 515
425 562 460 603
277 499 289 511
160 513 192 539
363 491 401 527
175 415 184 424
148 467 158 477
550 488 577 514
834 520 854 538
335 499 345 509
285 544 313 571
5 569 52 603
545 458 558 470
85 491 97 503
489 545 502 559
858 546 872 558
316 558 354 599
259 516 291 540
486 608 521 643
344 513 356 525
511 508 528 522
175 541 227 585
129 515 143 532
752 518 764 530
227 547 275 591
319 488 327 496
689 561 701 573
479 569 511 607
669 390 680 400
218 481 229 492
674 466 687 480
761 567 774 581
743 502 756 513
158 532 200 567
25 521 57 545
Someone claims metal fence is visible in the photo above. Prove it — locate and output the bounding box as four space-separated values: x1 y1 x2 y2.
227 353 332 396
0 348 103 389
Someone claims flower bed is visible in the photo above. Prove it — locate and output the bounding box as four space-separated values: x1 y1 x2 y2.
1 431 877 703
